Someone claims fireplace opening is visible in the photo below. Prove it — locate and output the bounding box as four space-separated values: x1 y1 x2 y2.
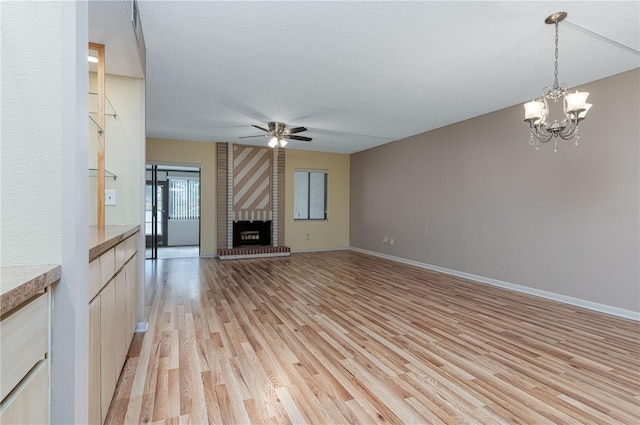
233 221 271 247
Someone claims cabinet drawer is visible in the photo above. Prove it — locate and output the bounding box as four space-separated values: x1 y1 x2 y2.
0 293 48 402
89 259 100 301
99 248 115 290
0 360 49 424
115 241 126 273
125 234 137 261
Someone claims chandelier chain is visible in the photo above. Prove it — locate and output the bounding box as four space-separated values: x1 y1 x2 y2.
553 21 560 90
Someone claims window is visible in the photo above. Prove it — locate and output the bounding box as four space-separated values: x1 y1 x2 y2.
294 170 327 220
168 177 200 219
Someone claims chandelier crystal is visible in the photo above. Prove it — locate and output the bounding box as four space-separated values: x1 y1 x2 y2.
523 12 592 152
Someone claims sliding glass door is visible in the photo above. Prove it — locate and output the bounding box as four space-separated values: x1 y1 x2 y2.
146 164 201 259
145 165 168 259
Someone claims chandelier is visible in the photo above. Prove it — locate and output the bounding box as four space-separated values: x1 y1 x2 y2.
524 12 592 152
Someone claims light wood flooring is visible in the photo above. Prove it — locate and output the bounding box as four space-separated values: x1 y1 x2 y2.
145 246 200 260
106 251 640 424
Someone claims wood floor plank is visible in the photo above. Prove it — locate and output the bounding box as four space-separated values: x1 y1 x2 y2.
107 252 640 424
200 372 223 424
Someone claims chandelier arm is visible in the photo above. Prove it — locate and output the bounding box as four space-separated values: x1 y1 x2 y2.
558 119 578 140
531 124 554 143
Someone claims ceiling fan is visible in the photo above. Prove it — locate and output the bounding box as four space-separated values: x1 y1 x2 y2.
239 122 312 148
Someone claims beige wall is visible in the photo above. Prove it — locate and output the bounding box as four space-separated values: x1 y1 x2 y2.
285 149 350 251
89 73 144 226
146 138 217 256
350 69 639 313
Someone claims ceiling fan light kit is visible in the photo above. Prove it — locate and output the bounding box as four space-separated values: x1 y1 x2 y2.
268 136 288 148
523 11 592 152
239 121 312 148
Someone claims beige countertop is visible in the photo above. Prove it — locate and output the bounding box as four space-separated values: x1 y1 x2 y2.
0 264 61 314
1 225 139 313
89 224 140 262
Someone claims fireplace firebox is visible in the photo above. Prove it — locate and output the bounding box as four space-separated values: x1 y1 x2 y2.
233 221 271 247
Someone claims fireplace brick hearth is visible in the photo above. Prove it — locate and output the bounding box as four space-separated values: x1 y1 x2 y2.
217 246 290 260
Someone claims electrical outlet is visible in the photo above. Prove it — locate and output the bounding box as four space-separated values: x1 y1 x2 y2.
306 233 310 240
382 236 388 243
105 189 116 206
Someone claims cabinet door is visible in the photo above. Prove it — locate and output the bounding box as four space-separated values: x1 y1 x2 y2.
0 293 47 402
0 361 49 424
100 280 116 423
126 254 138 347
89 296 101 425
123 261 132 355
115 270 127 371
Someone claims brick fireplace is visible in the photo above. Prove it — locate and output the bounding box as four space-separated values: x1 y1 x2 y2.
216 143 289 259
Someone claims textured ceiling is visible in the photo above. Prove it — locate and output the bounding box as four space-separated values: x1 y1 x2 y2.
128 1 638 154
89 1 145 78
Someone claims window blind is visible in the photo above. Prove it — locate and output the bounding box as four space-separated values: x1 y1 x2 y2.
168 177 200 220
294 170 327 220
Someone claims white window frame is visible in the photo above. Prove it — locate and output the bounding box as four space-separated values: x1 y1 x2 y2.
294 169 328 220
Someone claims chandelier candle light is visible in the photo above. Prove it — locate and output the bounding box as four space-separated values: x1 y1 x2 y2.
524 12 592 152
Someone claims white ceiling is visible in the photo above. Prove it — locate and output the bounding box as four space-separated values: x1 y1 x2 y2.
89 1 145 78
123 1 639 154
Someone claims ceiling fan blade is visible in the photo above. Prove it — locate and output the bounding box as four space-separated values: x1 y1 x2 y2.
252 125 270 133
283 135 312 142
285 126 307 135
238 135 267 139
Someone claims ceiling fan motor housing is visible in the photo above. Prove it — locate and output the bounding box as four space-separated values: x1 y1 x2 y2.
269 122 287 135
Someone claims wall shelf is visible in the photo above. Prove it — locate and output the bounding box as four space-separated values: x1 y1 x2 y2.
89 93 117 134
89 92 117 118
89 114 103 134
89 169 117 181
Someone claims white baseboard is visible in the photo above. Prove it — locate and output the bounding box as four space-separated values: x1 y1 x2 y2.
135 321 149 333
291 246 349 253
349 247 639 322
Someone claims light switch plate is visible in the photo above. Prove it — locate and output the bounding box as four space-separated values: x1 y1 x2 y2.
105 189 116 206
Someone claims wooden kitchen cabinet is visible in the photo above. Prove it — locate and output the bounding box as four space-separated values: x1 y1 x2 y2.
0 265 58 425
88 227 139 424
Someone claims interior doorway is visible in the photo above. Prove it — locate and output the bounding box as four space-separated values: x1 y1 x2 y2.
146 164 201 259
